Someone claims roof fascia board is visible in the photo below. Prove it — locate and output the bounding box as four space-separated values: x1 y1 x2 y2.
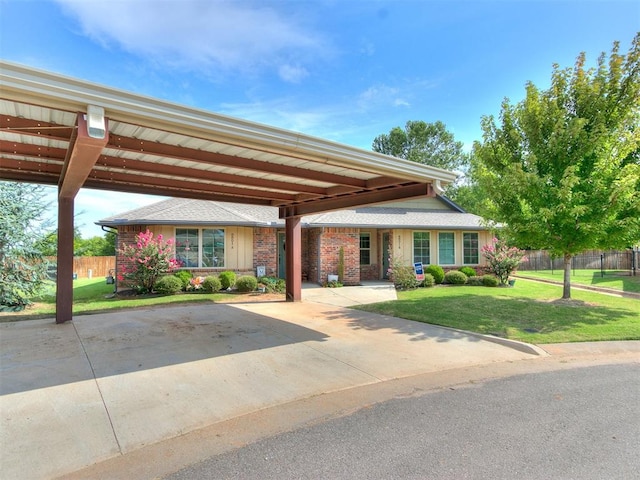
1 61 457 185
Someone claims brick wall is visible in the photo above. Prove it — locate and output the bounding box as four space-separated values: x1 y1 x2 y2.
318 227 360 285
306 228 321 283
253 227 278 277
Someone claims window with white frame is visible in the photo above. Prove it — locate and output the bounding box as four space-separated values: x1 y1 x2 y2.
438 232 455 265
360 233 371 265
175 228 225 268
463 232 479 264
413 231 430 265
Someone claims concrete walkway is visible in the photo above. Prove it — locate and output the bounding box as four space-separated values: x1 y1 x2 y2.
1 284 544 480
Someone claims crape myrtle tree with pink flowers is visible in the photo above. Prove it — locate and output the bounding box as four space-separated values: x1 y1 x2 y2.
117 229 181 294
472 35 640 299
481 238 527 286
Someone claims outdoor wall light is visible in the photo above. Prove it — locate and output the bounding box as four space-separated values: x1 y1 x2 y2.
86 105 106 139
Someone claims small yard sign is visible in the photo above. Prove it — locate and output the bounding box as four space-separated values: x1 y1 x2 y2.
413 262 424 282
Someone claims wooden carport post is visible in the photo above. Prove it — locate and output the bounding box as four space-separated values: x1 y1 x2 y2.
55 109 108 324
284 216 302 302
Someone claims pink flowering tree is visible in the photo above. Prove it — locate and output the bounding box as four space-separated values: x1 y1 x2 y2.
117 230 181 294
481 238 528 286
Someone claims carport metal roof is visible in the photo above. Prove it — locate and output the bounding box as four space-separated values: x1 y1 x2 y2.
0 61 456 218
0 61 457 322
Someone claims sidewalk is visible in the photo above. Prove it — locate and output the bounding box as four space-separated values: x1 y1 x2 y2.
1 284 543 480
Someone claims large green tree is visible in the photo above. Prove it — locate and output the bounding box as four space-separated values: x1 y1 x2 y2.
0 182 52 309
472 35 640 298
372 120 467 172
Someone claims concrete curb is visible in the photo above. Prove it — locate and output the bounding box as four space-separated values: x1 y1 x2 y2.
429 324 548 356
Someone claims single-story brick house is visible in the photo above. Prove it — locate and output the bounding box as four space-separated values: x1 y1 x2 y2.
98 195 491 285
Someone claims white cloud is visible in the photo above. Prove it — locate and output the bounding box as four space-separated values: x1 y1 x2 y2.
55 0 328 78
278 64 309 83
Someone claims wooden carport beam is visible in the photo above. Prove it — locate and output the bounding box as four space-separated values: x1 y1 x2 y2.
56 111 109 324
284 216 302 302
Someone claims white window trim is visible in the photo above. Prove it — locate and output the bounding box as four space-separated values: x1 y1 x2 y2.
438 231 456 266
175 227 225 269
360 232 371 266
462 231 480 265
412 230 431 265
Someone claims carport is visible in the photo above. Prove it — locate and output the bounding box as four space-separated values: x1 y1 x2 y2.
0 60 456 323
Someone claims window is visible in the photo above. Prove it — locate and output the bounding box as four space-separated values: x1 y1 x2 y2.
360 233 371 265
463 232 479 264
438 232 455 265
413 231 430 265
175 228 225 268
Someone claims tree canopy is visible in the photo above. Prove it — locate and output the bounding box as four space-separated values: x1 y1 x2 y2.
372 120 467 172
472 34 640 298
0 182 52 309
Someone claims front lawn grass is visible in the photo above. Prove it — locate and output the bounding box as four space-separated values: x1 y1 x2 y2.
515 269 640 294
0 278 251 320
354 279 640 344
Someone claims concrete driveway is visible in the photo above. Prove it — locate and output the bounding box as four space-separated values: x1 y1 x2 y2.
0 284 543 480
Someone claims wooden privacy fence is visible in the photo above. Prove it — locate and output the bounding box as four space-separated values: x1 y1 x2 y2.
46 256 116 279
519 249 637 273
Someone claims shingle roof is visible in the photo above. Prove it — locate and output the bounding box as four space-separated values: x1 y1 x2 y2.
98 197 486 230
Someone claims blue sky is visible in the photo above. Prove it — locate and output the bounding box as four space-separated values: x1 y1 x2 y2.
1 0 638 238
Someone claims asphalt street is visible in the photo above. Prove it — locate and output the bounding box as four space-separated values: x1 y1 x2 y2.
165 364 640 480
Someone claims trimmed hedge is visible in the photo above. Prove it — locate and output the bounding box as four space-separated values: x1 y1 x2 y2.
426 265 445 284
173 270 192 290
155 275 183 295
444 270 468 285
482 274 499 287
219 271 237 290
236 275 258 292
422 273 435 287
202 276 221 293
459 266 477 277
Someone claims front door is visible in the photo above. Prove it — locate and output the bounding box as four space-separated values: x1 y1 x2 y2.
382 232 390 279
278 232 286 279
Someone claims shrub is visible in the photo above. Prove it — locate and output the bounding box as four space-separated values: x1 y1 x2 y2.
467 276 485 286
118 229 180 294
219 271 237 290
173 270 192 290
154 275 183 295
259 276 285 293
481 237 527 286
444 270 468 285
422 273 435 287
236 275 258 292
202 276 221 293
425 265 445 284
459 266 477 277
482 274 499 287
389 257 419 290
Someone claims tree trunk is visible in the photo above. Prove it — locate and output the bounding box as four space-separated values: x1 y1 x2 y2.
562 254 572 299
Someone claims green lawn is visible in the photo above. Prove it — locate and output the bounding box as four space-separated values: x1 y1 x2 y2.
0 278 249 319
515 269 640 294
355 279 640 344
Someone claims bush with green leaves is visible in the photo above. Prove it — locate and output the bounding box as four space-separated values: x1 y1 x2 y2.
259 276 285 293
389 257 419 290
482 275 499 287
444 270 468 285
219 271 237 289
459 266 477 277
421 273 435 287
202 276 221 293
173 270 192 290
481 238 527 286
425 264 445 284
154 275 183 295
236 275 258 292
467 276 485 286
118 230 181 294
